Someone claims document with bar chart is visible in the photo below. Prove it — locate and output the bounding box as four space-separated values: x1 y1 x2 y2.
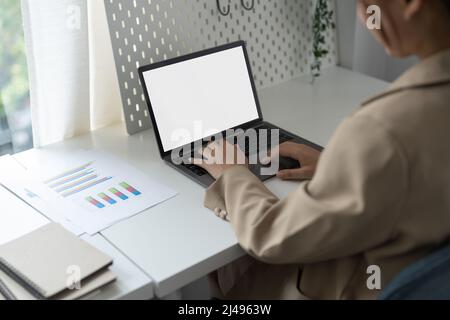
34 151 178 235
0 155 84 236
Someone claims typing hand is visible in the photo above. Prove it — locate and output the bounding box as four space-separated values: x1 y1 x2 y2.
192 139 249 180
273 142 321 181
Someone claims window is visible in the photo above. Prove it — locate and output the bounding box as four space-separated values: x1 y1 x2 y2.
0 0 33 156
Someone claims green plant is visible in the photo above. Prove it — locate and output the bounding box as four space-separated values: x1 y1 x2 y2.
0 0 33 153
0 92 3 116
0 0 30 112
0 94 5 128
311 0 335 82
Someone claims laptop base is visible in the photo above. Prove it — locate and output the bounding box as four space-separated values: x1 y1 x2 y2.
164 121 323 188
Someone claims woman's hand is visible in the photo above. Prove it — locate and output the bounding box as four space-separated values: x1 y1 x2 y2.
193 139 249 180
193 139 321 181
274 142 321 181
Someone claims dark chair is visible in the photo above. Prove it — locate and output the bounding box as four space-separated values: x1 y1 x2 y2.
380 245 450 300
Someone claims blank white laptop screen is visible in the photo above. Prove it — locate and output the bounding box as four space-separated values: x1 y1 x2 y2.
142 46 260 152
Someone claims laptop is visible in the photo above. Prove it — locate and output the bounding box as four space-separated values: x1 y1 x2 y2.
138 41 322 187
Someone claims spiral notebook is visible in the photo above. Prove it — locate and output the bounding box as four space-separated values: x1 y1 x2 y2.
0 223 115 300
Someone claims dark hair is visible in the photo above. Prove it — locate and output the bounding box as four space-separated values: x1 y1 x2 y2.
444 0 450 12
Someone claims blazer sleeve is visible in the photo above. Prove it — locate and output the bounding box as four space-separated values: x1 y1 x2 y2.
204 114 409 265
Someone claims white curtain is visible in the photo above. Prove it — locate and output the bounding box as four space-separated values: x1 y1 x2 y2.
87 0 122 132
21 0 122 148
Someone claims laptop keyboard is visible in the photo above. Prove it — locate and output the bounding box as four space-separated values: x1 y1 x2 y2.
181 126 294 177
183 163 207 176
241 132 293 156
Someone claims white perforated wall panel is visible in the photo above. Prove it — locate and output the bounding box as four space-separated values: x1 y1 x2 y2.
104 0 337 134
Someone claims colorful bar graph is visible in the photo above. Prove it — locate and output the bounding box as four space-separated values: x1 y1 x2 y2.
109 188 128 200
55 174 98 193
61 177 113 198
120 182 141 196
44 162 93 184
98 193 117 205
49 169 95 189
86 196 105 209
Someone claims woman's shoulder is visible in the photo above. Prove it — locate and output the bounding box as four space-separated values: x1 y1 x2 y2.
356 49 450 132
347 82 450 163
355 82 450 133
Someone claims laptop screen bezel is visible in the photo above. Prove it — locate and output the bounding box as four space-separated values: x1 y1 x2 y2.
138 41 264 159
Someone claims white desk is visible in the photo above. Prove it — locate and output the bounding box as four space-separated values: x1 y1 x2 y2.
13 67 388 299
80 234 154 300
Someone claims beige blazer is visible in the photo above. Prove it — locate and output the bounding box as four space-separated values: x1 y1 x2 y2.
204 49 450 300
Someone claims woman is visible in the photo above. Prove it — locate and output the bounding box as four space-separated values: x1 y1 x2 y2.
196 0 450 299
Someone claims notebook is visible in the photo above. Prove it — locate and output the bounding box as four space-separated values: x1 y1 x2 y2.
0 268 116 300
0 223 115 300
